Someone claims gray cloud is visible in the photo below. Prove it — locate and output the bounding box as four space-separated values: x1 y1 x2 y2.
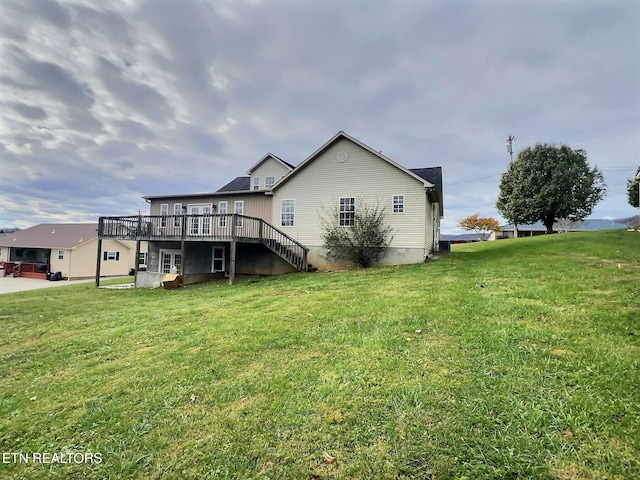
10 103 48 120
0 0 638 231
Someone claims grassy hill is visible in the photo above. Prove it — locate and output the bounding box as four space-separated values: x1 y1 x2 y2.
1 230 638 479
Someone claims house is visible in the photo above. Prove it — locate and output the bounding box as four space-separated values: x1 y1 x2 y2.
0 223 144 280
98 131 443 287
491 219 628 240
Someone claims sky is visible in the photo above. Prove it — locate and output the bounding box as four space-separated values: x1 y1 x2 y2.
1 0 639 234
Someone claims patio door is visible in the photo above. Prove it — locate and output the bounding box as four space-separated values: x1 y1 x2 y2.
159 249 182 274
188 204 212 236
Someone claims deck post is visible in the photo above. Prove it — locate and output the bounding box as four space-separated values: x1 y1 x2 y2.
95 217 103 288
181 208 187 276
133 215 142 286
229 240 237 285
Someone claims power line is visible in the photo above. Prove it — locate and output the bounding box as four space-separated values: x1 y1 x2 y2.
445 172 502 186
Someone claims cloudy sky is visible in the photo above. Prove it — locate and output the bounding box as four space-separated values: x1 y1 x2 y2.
1 0 639 233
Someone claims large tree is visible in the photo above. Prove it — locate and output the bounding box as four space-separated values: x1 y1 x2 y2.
627 166 640 208
496 143 606 234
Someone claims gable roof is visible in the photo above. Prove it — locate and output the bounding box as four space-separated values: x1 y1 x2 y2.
246 153 295 174
216 176 251 192
272 131 436 192
411 167 443 215
0 223 99 249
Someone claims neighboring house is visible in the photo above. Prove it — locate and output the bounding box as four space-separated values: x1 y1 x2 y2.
441 233 490 244
0 223 144 280
491 219 628 240
99 131 443 287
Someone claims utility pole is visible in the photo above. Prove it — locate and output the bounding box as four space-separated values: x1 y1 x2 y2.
506 134 518 238
506 134 516 162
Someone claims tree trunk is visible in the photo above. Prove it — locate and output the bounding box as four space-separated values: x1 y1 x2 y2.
543 217 555 234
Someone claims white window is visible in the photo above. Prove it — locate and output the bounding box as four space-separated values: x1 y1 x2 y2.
234 201 244 227
58 250 64 260
265 176 275 189
339 197 355 227
393 195 405 213
138 252 148 265
218 201 228 227
159 249 182 274
160 204 169 227
212 246 225 272
173 203 182 227
188 204 212 236
253 177 260 190
281 199 295 227
104 251 120 261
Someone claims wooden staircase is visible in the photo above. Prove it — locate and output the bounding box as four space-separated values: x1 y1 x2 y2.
262 238 317 272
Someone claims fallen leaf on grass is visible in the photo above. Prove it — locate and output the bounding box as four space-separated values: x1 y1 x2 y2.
29 396 37 401
190 394 196 402
562 429 573 437
310 475 322 480
322 451 336 464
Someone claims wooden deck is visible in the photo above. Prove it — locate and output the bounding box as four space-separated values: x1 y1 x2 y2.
98 214 310 285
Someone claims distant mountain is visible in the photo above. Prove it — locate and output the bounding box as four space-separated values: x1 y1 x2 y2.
615 214 640 227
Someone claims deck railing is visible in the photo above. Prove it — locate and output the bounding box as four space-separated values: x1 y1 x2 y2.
99 214 308 270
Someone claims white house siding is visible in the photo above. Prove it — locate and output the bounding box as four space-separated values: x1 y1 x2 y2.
250 157 292 190
272 137 432 269
49 249 71 278
45 239 135 279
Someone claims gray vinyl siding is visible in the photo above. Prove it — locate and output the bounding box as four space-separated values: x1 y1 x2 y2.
272 137 431 250
149 194 273 222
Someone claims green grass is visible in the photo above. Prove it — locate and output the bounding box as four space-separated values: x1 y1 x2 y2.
1 230 638 479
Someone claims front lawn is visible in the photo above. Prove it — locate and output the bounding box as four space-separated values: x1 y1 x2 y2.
1 230 638 479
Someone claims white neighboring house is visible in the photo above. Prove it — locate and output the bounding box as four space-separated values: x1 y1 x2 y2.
99 131 443 286
0 223 145 280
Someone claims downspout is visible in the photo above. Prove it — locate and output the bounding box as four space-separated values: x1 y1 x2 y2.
424 186 429 260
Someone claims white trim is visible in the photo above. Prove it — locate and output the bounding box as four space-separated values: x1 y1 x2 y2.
253 176 260 190
392 194 405 214
159 249 182 274
272 131 434 191
218 201 228 227
245 153 293 175
265 175 275 189
187 203 213 236
173 203 183 227
339 196 356 227
280 199 295 227
160 203 169 227
212 246 225 272
234 200 244 227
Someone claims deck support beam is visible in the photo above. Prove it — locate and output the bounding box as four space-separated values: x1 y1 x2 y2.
229 240 237 285
95 217 103 288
